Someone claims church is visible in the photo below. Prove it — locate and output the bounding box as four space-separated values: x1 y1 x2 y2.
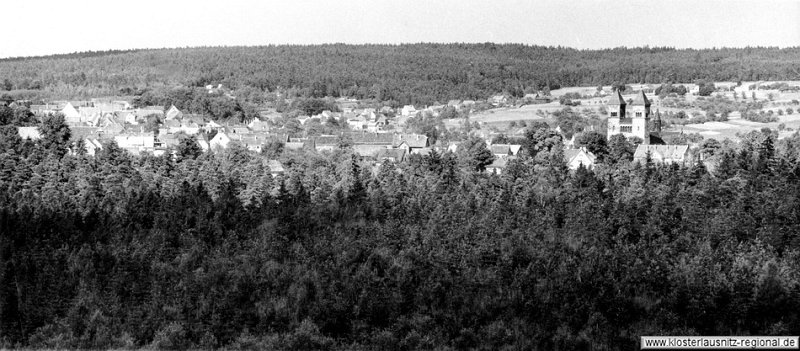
606 90 662 144
606 90 692 165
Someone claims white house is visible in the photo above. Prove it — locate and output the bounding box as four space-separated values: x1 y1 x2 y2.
209 132 232 150
165 105 183 120
17 126 41 140
401 105 417 117
634 144 691 165
61 103 81 122
563 147 597 170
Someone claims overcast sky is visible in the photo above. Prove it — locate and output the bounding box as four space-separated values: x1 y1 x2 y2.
3 0 798 58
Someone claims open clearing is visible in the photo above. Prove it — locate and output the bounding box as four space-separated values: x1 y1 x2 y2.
676 114 800 141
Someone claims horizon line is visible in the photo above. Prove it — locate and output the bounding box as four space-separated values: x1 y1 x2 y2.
2 42 799 61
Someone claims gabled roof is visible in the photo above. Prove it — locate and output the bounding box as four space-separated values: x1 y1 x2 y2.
630 91 651 106
564 148 597 164
491 144 511 155
348 132 394 145
634 144 689 160
376 148 407 162
353 144 389 158
267 160 285 174
486 157 509 169
165 105 182 120
394 133 428 148
606 90 626 106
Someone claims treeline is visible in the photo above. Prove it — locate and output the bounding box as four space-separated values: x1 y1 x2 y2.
0 44 799 105
1 114 800 349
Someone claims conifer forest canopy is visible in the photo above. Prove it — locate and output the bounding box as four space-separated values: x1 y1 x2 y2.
0 44 798 105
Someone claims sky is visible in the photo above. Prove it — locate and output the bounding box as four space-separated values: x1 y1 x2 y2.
3 0 798 58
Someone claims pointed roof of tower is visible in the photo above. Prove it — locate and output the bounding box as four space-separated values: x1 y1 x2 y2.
631 91 651 106
607 90 626 106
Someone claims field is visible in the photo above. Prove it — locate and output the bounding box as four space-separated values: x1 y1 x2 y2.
678 113 800 141
445 81 800 141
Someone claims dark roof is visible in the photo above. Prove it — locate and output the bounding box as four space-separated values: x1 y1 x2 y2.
648 133 666 145
631 91 651 106
347 132 394 145
376 148 407 162
395 133 428 148
607 90 626 106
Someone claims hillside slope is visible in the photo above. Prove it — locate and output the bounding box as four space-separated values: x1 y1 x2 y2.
0 44 799 104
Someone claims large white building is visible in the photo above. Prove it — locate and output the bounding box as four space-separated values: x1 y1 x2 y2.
606 90 660 144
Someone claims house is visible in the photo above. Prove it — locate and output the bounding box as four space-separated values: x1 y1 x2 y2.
81 139 103 156
61 103 80 122
353 144 390 159
115 133 155 154
486 157 511 175
248 118 270 132
490 95 508 106
197 139 210 152
165 105 183 120
376 148 407 163
563 147 597 170
135 107 164 120
267 160 285 177
313 136 340 152
78 107 101 124
394 133 429 153
634 144 691 165
490 144 522 158
209 132 232 150
115 111 138 125
401 105 417 117
205 120 224 133
17 126 41 140
347 118 368 131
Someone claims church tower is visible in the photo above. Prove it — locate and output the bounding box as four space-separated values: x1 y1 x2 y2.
606 90 626 138
629 91 651 144
606 90 652 144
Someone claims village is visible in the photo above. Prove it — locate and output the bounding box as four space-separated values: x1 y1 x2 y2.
7 79 800 176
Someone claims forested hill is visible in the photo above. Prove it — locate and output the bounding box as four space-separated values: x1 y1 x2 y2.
1 44 799 105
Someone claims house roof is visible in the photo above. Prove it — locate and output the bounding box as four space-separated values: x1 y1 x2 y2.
491 144 511 155
634 144 689 160
607 90 626 106
353 144 388 157
163 120 181 128
314 136 340 146
630 91 651 106
376 148 407 162
70 126 100 141
165 105 182 120
267 160 285 173
348 132 395 145
486 156 516 169
18 126 41 140
285 142 305 150
564 148 597 164
395 133 428 148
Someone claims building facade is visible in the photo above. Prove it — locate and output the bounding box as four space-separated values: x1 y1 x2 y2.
606 90 654 144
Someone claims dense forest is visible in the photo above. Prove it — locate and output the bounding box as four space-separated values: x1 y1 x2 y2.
1 44 799 105
1 113 800 349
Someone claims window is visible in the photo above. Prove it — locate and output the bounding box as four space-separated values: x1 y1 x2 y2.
610 112 618 117
621 126 632 133
635 112 643 117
